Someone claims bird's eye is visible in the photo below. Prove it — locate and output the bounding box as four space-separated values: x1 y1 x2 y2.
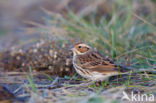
78 46 82 48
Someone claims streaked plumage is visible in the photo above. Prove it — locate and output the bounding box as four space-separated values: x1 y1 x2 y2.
71 43 129 81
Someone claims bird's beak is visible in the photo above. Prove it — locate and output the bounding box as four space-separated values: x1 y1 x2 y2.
70 48 74 52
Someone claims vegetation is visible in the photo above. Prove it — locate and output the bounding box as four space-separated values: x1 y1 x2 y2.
0 0 156 103
37 0 156 102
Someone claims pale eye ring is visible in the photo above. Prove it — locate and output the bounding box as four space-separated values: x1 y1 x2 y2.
78 46 82 48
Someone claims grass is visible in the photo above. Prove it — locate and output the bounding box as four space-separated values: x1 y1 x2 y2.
111 29 116 59
26 66 36 93
64 11 155 70
36 0 156 101
43 73 54 82
9 0 156 102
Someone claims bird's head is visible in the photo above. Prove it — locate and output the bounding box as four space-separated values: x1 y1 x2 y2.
71 43 91 56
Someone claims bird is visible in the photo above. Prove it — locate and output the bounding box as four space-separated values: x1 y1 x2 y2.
71 43 130 81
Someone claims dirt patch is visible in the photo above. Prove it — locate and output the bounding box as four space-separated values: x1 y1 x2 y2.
0 40 75 77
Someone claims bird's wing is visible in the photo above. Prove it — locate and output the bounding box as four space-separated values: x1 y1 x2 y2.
77 51 119 73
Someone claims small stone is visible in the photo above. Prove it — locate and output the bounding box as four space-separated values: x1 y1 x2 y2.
49 50 54 57
66 58 71 66
16 56 20 60
22 63 25 66
33 49 38 53
60 67 63 71
65 67 69 71
54 52 57 59
36 43 40 48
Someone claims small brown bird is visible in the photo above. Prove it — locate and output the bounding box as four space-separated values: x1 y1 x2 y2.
71 43 129 81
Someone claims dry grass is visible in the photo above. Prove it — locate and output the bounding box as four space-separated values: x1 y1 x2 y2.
0 0 156 103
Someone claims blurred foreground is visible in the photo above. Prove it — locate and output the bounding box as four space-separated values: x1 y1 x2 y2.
0 0 156 103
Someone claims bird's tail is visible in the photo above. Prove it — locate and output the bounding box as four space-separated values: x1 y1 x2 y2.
118 64 156 74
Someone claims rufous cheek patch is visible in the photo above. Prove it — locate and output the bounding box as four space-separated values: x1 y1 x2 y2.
78 47 88 53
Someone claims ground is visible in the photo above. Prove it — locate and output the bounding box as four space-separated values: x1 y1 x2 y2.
0 0 156 103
